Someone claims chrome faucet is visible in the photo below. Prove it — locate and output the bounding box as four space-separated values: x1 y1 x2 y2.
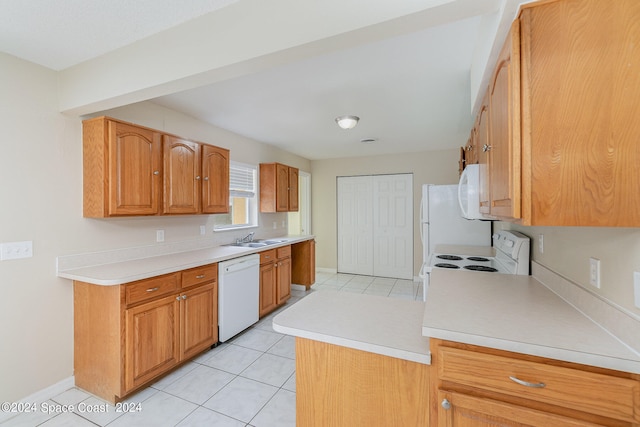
236 232 255 244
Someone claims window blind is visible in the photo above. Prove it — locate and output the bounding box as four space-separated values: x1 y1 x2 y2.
229 162 256 198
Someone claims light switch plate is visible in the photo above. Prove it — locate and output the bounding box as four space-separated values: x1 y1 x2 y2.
634 272 640 309
0 241 33 260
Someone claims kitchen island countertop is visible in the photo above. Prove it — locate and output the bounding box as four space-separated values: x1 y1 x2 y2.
273 291 430 364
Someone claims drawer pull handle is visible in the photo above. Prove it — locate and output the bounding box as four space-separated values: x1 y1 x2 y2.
441 399 451 410
146 287 160 292
195 274 206 279
509 376 545 388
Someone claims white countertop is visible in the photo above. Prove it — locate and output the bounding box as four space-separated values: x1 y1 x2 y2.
273 291 430 365
57 235 313 285
422 268 640 374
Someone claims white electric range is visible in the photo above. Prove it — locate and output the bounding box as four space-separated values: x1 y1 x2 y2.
422 230 530 301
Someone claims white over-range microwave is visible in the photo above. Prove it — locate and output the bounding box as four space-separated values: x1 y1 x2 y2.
457 164 484 220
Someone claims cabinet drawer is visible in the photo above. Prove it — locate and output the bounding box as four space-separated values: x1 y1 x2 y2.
182 264 217 289
439 347 640 423
261 249 276 264
125 273 180 306
276 245 291 259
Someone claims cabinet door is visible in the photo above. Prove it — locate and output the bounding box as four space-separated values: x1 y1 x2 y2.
437 390 600 427
276 163 289 212
288 167 299 212
259 262 277 317
476 97 491 215
108 121 162 216
202 145 229 214
487 20 521 219
181 283 217 360
276 256 291 305
125 295 179 392
163 136 201 214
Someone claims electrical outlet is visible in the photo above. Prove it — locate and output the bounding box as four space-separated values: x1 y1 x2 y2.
538 234 544 254
273 222 277 229
156 230 165 243
589 257 600 288
634 272 640 309
200 225 206 236
0 241 33 260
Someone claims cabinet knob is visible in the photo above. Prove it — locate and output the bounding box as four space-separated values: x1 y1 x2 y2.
153 170 160 175
195 176 201 180
203 176 209 181
195 274 205 279
441 399 451 410
176 296 181 301
182 295 187 300
482 144 492 152
146 287 160 293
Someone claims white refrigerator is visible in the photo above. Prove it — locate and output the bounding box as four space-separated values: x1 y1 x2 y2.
419 184 492 280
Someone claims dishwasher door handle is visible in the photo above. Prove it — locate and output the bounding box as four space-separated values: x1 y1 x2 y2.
223 256 260 274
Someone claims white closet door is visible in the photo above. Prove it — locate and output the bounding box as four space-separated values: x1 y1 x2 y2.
372 174 413 279
337 174 413 279
337 176 373 275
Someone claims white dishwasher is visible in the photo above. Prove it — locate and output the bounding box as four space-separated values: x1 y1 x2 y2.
218 253 261 342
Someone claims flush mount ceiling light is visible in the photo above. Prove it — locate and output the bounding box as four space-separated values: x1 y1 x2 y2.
335 115 360 130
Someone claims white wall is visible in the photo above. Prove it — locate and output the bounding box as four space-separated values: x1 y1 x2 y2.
310 149 460 276
0 53 310 402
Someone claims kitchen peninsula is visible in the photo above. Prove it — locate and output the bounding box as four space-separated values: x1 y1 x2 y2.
273 262 640 426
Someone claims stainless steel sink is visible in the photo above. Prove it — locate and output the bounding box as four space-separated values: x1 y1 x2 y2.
226 239 287 248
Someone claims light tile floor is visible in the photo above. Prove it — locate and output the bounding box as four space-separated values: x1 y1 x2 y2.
1 273 422 427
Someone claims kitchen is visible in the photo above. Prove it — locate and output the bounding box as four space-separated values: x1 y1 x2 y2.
1 0 640 426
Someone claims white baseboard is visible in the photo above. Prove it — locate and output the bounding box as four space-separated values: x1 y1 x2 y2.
0 376 75 423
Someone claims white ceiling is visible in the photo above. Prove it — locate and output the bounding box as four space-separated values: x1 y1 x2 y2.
0 0 508 160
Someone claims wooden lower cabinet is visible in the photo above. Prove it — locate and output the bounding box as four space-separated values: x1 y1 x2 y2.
125 295 180 392
437 390 600 427
259 246 291 317
431 339 640 427
291 239 315 289
296 337 430 426
259 255 278 317
74 265 218 403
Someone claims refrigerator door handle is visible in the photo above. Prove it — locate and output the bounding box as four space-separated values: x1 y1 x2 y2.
418 261 428 279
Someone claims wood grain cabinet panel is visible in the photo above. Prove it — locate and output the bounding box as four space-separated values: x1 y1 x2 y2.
201 145 230 214
291 239 315 289
74 263 218 403
163 136 201 214
431 339 640 427
474 0 640 226
83 117 229 217
259 246 291 317
259 163 299 212
83 117 162 217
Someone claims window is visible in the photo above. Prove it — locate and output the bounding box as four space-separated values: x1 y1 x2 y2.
213 162 258 230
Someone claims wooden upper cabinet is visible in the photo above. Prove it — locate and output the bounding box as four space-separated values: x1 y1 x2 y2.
519 0 640 226
83 117 229 217
487 19 521 220
288 167 299 211
476 94 491 215
202 145 230 214
83 117 162 217
163 136 201 214
260 162 299 212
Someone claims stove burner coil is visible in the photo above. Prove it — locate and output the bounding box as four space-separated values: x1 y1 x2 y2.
436 255 463 261
467 256 490 262
434 263 460 269
464 265 498 272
